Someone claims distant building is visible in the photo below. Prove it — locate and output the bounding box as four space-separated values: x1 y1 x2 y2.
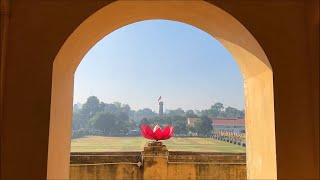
187 117 245 133
212 118 245 133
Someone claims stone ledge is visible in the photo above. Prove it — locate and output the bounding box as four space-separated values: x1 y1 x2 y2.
70 151 246 164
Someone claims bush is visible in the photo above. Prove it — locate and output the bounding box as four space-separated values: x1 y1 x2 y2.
72 128 88 139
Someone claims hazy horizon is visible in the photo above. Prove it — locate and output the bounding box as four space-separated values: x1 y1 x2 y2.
74 20 244 112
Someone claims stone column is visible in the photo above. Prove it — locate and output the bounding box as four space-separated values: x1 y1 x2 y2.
142 141 168 180
159 101 164 117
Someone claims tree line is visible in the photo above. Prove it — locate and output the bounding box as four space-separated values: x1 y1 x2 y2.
72 96 244 138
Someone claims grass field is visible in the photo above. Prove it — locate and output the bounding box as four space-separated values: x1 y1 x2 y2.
71 136 246 153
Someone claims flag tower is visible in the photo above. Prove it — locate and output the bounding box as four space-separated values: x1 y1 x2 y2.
158 96 164 117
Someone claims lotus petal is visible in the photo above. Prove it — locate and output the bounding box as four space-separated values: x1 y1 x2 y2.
161 126 171 139
141 129 153 140
144 125 155 137
140 124 174 140
153 127 164 140
153 124 162 132
141 124 154 139
140 126 149 139
162 126 174 140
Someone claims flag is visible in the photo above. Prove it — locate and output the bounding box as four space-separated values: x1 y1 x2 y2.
158 96 162 101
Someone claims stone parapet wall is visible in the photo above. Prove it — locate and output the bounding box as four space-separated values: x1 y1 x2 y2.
70 152 142 164
70 149 246 179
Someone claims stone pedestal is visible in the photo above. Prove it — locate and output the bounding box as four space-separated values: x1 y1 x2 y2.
142 141 168 180
143 141 169 156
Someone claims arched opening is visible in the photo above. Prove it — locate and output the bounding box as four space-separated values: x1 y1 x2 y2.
48 1 276 179
71 19 246 153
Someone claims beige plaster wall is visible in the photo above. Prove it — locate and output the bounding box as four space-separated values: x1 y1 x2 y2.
0 0 318 179
213 1 319 178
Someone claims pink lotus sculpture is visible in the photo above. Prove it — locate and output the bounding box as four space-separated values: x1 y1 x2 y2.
141 124 174 141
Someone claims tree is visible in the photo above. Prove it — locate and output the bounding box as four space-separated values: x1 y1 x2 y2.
201 102 225 118
72 128 88 139
171 115 188 134
104 103 119 114
224 107 244 119
81 96 103 122
194 115 213 135
72 95 244 138
127 120 137 131
187 125 196 133
90 112 117 134
113 101 122 109
121 104 131 114
167 108 185 117
139 117 150 127
210 102 224 117
195 110 202 116
211 102 224 112
73 103 82 112
134 108 157 122
72 96 101 131
114 112 130 134
186 110 198 118
72 111 82 130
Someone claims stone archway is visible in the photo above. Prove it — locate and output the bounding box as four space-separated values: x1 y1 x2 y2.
48 1 276 179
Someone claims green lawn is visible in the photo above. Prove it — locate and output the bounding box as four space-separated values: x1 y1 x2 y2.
71 136 246 153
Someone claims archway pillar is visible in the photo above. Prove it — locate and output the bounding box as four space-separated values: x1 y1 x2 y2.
219 38 277 179
245 70 277 179
47 66 74 179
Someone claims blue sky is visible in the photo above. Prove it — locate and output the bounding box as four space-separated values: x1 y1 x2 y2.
74 20 244 112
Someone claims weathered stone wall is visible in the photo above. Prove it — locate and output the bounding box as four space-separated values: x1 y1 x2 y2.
70 152 142 180
70 150 246 180
70 164 142 180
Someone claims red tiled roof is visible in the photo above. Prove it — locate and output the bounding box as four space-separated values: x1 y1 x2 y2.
212 118 245 125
